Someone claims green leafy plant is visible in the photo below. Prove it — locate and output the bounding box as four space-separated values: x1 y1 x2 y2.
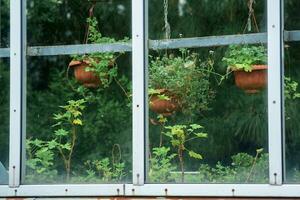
149 49 215 114
164 123 208 182
285 77 300 100
222 45 267 72
149 146 176 183
71 17 128 88
26 139 58 183
197 149 268 183
84 158 126 182
52 99 86 181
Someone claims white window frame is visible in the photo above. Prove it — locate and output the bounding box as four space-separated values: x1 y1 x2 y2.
2 0 300 197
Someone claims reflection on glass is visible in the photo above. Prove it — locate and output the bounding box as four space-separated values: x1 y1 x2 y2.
0 0 9 48
148 0 268 183
284 0 300 183
0 59 9 185
0 0 9 185
25 1 132 183
25 53 132 184
149 0 266 39
284 42 300 182
27 0 131 46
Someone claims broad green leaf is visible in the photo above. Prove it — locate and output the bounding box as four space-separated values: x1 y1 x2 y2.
54 129 69 136
190 124 203 130
189 150 203 159
194 132 208 138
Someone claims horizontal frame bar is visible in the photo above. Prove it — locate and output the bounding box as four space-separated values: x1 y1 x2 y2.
150 32 267 50
0 184 124 197
284 30 300 41
125 184 300 197
28 42 132 56
1 30 300 58
2 184 300 197
0 48 9 57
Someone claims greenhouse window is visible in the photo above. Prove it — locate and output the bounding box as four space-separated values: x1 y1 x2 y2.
1 0 300 197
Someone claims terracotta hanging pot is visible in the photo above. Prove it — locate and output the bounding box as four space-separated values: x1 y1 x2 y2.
233 65 267 94
68 60 100 88
149 89 179 116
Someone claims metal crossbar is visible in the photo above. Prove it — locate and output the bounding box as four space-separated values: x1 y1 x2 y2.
1 31 300 58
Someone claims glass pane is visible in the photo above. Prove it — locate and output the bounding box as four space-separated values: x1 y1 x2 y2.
24 54 132 184
147 0 268 183
24 1 132 184
27 0 131 46
0 0 9 185
149 0 266 39
0 58 9 185
284 42 300 183
0 0 9 48
284 0 300 183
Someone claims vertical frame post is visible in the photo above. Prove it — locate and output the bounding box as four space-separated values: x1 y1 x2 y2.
132 0 148 185
267 0 283 185
9 0 22 187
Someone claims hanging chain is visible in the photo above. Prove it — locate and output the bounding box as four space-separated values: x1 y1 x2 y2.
243 0 260 33
163 0 171 40
84 0 97 44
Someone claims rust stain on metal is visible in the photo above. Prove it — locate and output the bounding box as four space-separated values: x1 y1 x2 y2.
6 198 24 200
96 198 300 200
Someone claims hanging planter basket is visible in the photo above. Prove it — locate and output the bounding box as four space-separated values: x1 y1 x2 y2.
149 89 180 116
233 65 267 94
69 60 100 88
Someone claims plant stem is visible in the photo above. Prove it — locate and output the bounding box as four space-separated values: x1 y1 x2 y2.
245 151 260 183
64 125 77 181
178 146 184 183
159 122 165 147
114 77 131 102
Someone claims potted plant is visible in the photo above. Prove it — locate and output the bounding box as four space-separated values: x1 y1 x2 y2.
148 88 179 116
222 45 267 93
149 49 214 116
69 17 124 88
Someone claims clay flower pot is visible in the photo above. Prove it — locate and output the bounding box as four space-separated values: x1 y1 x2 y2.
69 60 100 88
149 89 179 116
233 65 267 94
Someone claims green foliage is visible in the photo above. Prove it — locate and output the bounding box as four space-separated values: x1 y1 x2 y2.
84 158 126 183
222 45 267 72
53 99 86 126
53 99 86 180
164 123 207 182
149 147 176 183
53 99 85 127
26 139 58 183
197 150 268 183
149 49 215 114
25 99 87 182
285 77 300 100
164 124 207 159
